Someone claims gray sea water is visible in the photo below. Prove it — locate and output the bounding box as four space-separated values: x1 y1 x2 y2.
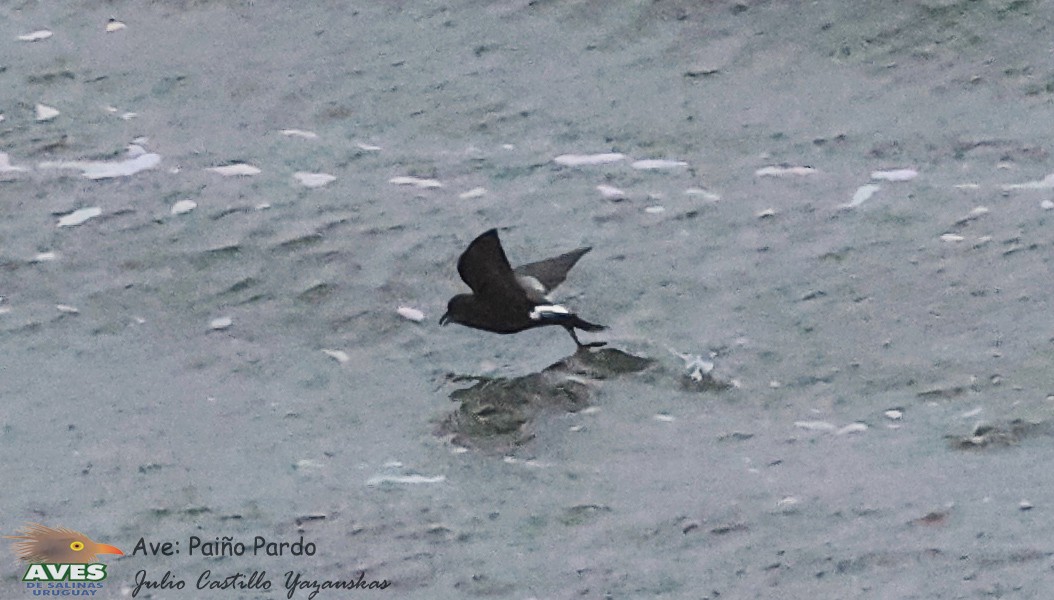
3 1 1054 598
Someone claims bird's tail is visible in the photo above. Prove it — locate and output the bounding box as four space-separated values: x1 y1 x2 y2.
571 316 606 332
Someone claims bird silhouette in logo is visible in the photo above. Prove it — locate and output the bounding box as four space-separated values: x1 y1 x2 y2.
440 229 606 348
6 523 123 564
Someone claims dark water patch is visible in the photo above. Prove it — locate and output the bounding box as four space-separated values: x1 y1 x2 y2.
911 510 950 527
1 320 44 337
490 162 549 181
947 418 1054 450
717 431 754 442
221 276 259 296
951 138 1049 162
274 232 325 252
439 346 733 451
452 573 514 597
0 258 22 273
26 70 76 85
148 505 211 521
26 135 72 156
439 348 654 452
297 282 336 304
1022 75 1054 96
190 244 242 269
316 216 356 235
210 206 255 221
917 384 969 400
560 346 656 379
558 504 612 527
442 373 586 447
234 293 271 306
294 514 327 527
794 545 1049 589
151 74 188 97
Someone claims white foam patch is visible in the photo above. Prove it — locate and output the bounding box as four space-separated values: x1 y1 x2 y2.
668 348 715 382
396 306 425 322
553 153 626 167
171 200 197 215
794 420 836 432
871 168 918 182
41 151 161 180
366 474 445 486
684 187 721 201
207 163 261 176
459 187 487 199
280 129 319 139
0 153 29 173
755 165 817 177
389 176 442 188
18 30 53 42
322 349 350 363
35 104 60 121
836 422 869 435
294 172 336 188
597 184 626 199
1004 173 1054 190
840 184 881 209
57 207 102 228
632 159 688 170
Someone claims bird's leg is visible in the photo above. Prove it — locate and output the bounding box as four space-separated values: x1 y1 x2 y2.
565 325 606 349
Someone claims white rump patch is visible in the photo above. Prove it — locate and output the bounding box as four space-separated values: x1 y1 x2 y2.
529 304 570 320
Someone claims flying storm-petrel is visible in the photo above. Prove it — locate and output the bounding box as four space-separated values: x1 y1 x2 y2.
439 229 607 348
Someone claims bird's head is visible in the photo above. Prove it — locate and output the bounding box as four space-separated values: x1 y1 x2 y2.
439 294 473 326
6 523 123 564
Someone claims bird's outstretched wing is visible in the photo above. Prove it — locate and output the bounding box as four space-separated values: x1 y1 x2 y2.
457 229 526 303
514 246 592 293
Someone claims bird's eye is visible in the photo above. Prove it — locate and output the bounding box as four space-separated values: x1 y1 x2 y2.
70 541 84 551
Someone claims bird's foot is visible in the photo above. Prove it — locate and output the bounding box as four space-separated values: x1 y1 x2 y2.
567 327 606 349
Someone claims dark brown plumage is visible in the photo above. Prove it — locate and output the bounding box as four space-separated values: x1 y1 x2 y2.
440 229 606 348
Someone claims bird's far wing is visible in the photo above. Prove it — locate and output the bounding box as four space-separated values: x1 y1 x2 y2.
514 246 592 292
457 229 525 302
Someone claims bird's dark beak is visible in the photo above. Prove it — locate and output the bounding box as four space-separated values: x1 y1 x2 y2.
439 313 450 326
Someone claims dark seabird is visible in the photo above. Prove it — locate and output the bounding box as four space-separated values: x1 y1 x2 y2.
440 229 606 348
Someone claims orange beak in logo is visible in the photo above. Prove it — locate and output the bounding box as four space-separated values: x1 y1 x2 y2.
5 523 123 564
91 543 124 557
